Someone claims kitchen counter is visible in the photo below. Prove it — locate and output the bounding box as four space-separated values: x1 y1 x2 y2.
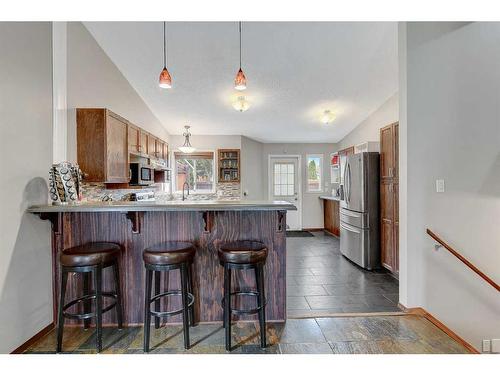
27 199 297 213
319 195 341 202
30 199 292 325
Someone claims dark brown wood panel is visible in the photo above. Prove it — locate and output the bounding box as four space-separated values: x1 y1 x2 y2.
128 124 140 154
76 108 106 182
380 124 394 180
53 210 287 326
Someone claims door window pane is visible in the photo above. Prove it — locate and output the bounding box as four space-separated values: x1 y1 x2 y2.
273 162 295 197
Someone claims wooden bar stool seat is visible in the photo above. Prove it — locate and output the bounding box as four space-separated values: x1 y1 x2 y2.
142 241 196 352
57 242 123 353
218 240 268 351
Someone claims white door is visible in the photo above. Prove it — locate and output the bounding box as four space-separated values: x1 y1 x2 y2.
269 156 301 230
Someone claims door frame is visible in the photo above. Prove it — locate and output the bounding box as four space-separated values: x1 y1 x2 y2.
267 154 303 230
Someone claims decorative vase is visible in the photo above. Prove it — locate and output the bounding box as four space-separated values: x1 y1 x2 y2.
48 162 83 205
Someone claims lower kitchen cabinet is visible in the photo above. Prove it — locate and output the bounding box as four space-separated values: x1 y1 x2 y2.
323 198 340 237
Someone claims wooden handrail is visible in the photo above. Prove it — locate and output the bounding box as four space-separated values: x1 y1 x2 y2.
426 229 499 292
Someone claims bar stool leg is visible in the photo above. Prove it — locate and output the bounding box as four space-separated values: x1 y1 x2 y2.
83 272 91 329
223 264 232 351
94 265 103 352
56 269 68 353
180 263 190 349
255 264 266 348
143 269 153 352
154 271 161 329
112 260 124 329
186 263 195 327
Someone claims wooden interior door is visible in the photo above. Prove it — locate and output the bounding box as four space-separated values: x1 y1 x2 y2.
105 113 129 183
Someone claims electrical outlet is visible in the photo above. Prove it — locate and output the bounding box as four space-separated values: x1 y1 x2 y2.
482 339 491 353
436 179 445 193
491 339 500 353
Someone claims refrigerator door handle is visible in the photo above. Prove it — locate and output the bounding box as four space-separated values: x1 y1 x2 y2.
340 221 361 234
346 162 351 204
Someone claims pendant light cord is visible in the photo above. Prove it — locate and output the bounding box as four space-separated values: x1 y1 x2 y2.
163 21 167 69
239 21 242 69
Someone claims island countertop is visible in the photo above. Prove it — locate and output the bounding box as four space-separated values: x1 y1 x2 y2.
27 199 297 213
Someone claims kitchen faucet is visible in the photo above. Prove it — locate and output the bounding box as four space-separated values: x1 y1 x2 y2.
182 181 190 201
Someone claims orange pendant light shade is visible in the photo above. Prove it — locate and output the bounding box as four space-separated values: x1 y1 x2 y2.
234 68 247 91
159 67 172 89
158 22 172 89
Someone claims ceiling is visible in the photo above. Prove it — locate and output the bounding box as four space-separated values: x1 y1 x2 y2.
84 22 398 143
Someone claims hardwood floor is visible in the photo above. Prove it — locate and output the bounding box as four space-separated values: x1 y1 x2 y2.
287 232 400 317
23 315 470 354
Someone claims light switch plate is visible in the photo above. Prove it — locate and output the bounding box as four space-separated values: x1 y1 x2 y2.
436 179 445 193
491 338 500 353
482 339 491 352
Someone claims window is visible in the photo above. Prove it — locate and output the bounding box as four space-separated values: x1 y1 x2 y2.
306 154 323 192
175 152 215 193
273 162 295 196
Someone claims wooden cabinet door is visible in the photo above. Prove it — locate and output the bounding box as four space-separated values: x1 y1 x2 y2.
128 124 140 154
147 134 156 157
380 124 394 180
139 130 148 155
105 113 129 183
393 183 399 273
380 180 394 271
393 123 399 179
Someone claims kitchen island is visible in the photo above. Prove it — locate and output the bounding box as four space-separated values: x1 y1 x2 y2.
28 200 296 325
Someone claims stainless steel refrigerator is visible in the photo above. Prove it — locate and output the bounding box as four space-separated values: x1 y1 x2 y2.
339 152 380 270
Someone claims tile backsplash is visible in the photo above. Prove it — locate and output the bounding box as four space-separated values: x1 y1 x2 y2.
81 182 241 202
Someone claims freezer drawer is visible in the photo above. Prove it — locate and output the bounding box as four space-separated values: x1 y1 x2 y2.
340 220 379 270
340 207 369 228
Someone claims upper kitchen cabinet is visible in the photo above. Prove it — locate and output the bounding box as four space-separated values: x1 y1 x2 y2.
128 124 140 155
77 108 129 183
147 133 157 158
380 122 398 180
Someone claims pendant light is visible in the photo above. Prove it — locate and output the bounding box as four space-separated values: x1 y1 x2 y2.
178 126 195 153
234 21 247 91
232 96 250 112
159 21 172 89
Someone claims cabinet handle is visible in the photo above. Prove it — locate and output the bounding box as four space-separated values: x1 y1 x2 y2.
389 167 393 177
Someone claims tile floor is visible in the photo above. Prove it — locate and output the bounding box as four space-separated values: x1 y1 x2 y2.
287 231 400 317
23 315 470 354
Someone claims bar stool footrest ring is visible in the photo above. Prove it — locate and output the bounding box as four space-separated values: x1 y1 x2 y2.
221 290 267 316
62 292 118 320
149 290 194 318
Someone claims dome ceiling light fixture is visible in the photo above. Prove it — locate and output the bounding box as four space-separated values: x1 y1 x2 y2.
321 110 336 124
158 21 172 89
232 96 250 112
178 125 196 153
234 21 247 91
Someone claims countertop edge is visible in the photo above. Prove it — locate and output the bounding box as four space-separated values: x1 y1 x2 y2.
27 201 297 213
319 196 341 201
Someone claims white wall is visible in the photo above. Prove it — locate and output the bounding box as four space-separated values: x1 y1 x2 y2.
170 134 241 152
241 136 265 200
66 22 169 162
338 93 399 150
261 143 338 229
402 22 500 351
0 22 53 353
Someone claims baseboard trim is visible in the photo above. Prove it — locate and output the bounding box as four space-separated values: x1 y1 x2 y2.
398 303 479 354
11 322 55 354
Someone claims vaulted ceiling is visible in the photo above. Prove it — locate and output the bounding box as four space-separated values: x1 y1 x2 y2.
84 22 398 143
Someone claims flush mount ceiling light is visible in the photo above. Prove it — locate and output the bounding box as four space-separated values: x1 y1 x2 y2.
321 110 336 124
232 96 250 112
234 22 247 91
158 21 172 89
178 125 195 153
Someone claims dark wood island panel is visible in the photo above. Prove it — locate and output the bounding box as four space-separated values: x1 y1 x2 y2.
47 209 287 326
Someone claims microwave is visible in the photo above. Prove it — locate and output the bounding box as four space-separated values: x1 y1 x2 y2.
130 163 154 186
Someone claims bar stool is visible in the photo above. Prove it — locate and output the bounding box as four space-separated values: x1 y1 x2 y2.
142 241 195 352
218 240 268 351
57 242 123 353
